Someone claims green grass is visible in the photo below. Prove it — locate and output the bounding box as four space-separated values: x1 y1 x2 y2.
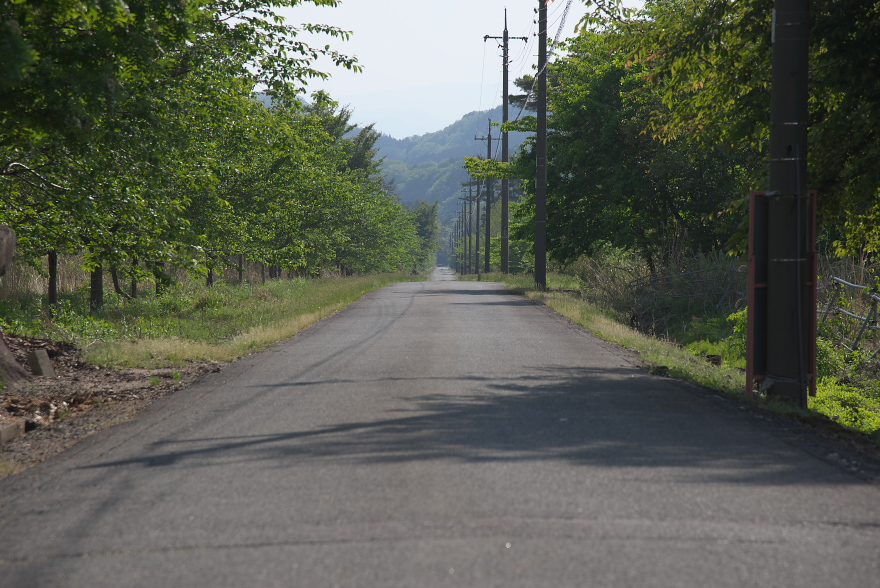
810 379 880 434
1 273 425 369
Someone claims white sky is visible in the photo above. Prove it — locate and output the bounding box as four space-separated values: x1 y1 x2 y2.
283 0 590 139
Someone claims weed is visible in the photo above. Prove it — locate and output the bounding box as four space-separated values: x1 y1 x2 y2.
0 461 20 477
810 379 880 434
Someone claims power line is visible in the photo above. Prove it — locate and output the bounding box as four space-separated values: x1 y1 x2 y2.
511 0 574 125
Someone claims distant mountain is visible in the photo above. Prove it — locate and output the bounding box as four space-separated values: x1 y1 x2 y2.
376 105 533 169
375 106 533 206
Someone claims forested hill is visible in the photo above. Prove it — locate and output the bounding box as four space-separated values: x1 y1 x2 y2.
376 106 531 166
376 105 533 204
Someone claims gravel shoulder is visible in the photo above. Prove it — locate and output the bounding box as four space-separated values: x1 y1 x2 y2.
0 332 222 478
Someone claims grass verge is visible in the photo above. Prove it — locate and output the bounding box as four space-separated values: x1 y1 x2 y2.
22 273 425 368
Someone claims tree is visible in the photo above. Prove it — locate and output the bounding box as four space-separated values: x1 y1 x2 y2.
408 201 441 270
510 31 745 271
579 0 880 256
0 0 368 303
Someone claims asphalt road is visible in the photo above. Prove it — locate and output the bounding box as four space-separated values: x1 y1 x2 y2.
0 268 878 587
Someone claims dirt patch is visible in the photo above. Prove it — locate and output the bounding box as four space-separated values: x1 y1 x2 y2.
0 332 223 479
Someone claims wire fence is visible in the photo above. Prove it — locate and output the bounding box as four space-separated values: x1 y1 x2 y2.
613 254 878 360
820 276 880 358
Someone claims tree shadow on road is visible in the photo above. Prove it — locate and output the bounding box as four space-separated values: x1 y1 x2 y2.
82 365 870 486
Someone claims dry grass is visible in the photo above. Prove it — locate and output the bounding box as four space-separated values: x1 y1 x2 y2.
527 290 746 396
85 308 339 367
0 264 425 368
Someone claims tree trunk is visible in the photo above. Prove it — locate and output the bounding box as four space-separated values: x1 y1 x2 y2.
110 266 132 300
48 250 58 307
153 262 171 296
130 259 138 299
90 265 104 312
0 226 30 390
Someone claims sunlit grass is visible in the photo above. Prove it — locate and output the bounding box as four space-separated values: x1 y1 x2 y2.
78 273 425 367
462 271 746 395
528 289 746 396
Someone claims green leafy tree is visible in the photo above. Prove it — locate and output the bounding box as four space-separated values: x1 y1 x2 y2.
580 0 880 256
1 0 367 304
511 31 745 270
408 201 441 270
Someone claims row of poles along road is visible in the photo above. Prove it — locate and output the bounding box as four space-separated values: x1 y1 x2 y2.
449 178 487 276
448 6 539 279
449 0 814 409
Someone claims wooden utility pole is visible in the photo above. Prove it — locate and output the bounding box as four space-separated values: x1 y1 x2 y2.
462 200 470 275
486 10 528 273
473 182 482 274
475 123 494 273
534 0 548 289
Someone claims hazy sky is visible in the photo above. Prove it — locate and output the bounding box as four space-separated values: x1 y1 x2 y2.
283 0 590 139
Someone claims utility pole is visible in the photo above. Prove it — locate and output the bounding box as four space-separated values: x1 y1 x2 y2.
472 182 481 274
534 0 548 289
461 199 467 275
467 192 474 275
451 219 457 273
747 0 814 409
475 122 494 273
463 200 470 275
486 10 528 273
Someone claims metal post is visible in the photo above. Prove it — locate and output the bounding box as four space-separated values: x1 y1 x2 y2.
462 203 469 275
468 194 474 275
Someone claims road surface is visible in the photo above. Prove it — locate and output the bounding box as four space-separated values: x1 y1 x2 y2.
0 268 878 586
